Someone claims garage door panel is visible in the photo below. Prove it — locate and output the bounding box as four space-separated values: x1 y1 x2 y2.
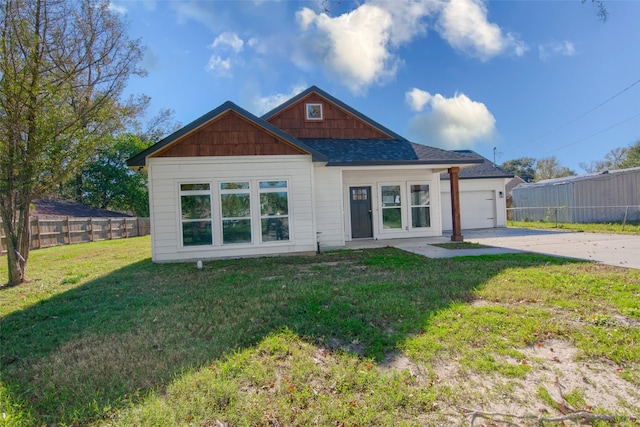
441 191 496 230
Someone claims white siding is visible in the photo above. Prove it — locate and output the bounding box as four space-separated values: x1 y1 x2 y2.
313 165 345 250
148 156 316 262
342 168 442 240
441 178 508 230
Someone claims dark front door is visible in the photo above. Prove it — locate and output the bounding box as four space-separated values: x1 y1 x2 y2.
350 186 373 238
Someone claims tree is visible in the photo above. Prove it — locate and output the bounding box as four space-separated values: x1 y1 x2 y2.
500 157 536 183
619 140 640 169
58 109 181 217
59 134 152 216
0 0 145 286
535 156 576 182
579 146 627 173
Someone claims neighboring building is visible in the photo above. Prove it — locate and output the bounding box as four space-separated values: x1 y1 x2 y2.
440 151 513 230
31 199 133 218
511 167 640 223
127 86 485 262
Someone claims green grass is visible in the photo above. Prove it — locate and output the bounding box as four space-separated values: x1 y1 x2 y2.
508 220 640 235
1 237 639 426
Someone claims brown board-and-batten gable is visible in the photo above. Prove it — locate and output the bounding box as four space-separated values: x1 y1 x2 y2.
262 86 407 141
126 101 328 167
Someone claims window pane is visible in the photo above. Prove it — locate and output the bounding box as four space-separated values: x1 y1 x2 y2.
260 192 288 216
382 208 402 229
259 181 287 189
181 195 211 220
262 217 289 242
412 207 430 228
411 185 430 206
222 219 252 244
221 182 249 190
381 186 401 207
181 183 210 191
182 221 212 246
221 194 250 218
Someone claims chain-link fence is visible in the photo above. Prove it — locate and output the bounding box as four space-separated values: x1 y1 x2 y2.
507 206 640 227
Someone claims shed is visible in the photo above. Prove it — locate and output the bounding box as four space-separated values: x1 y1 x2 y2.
511 167 640 223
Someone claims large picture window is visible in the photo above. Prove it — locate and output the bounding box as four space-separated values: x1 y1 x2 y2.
220 182 252 244
410 184 431 228
180 183 213 246
381 185 402 229
260 181 290 242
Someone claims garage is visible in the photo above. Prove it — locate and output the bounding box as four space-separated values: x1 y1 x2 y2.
441 190 496 230
439 150 513 231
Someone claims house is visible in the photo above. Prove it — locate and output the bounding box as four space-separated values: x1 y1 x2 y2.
127 86 485 262
511 166 640 223
439 151 513 230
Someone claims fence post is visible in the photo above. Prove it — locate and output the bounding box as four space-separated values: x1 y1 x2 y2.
123 218 128 238
108 218 112 240
88 217 94 242
65 217 71 244
35 216 41 249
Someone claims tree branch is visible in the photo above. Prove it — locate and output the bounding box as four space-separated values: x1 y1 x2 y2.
458 406 635 426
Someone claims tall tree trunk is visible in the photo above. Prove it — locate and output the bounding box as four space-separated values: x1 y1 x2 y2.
1 203 30 286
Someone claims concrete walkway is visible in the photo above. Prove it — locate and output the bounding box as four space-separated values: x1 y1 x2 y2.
345 228 640 270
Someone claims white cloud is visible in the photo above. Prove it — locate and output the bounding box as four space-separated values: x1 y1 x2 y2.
406 88 433 112
206 56 233 77
251 84 308 115
174 2 217 30
107 2 127 14
296 4 400 94
436 0 527 60
538 41 576 60
211 32 245 53
294 0 526 94
406 89 496 149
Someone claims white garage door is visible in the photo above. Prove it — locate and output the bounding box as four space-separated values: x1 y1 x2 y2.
441 190 496 230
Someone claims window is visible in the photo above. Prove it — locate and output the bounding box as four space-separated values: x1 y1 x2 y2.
180 183 212 246
260 181 290 242
305 103 323 120
410 184 430 228
381 185 402 229
220 182 252 244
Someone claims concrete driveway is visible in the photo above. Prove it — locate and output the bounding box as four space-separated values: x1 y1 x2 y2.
346 228 640 270
462 228 640 270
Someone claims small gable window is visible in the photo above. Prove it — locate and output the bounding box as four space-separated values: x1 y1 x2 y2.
305 103 323 120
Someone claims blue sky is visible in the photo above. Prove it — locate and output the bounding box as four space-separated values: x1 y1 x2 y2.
115 0 640 172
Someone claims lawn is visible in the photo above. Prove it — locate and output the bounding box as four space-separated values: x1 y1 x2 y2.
508 219 640 235
1 237 639 426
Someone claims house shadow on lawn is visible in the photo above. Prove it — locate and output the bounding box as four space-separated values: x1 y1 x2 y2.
0 248 580 425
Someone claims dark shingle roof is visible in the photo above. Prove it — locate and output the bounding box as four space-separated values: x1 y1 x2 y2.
127 101 328 167
261 86 407 141
440 150 514 179
300 139 484 166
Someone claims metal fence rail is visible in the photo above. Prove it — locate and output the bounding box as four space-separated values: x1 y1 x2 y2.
507 206 640 227
0 217 151 255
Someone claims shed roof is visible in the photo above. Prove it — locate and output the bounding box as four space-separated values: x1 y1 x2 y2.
517 166 640 189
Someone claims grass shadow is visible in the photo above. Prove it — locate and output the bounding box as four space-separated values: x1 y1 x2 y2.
0 246 584 425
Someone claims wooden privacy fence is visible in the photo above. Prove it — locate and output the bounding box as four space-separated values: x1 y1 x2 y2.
0 217 150 255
